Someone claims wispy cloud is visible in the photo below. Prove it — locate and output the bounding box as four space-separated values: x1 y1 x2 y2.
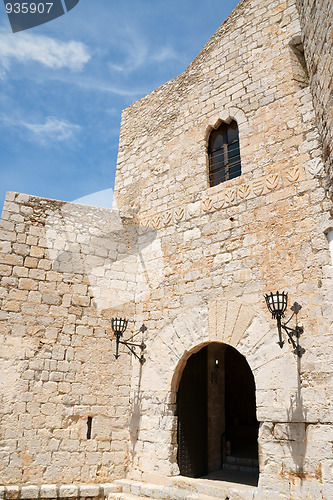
107 26 181 76
0 30 90 73
2 115 81 144
108 27 148 75
151 46 180 63
60 74 147 96
32 72 149 97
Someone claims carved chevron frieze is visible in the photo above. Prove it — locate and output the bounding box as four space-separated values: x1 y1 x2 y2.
140 167 304 230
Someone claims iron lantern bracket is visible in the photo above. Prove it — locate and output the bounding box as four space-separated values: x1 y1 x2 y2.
275 302 305 358
277 318 304 357
117 338 146 364
113 323 147 365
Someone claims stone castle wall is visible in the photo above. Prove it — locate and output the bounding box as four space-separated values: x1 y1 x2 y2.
0 193 141 484
113 0 333 496
296 0 333 199
0 0 332 497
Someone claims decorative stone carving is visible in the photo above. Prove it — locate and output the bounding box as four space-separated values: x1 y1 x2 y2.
308 158 324 178
162 211 173 226
253 178 265 196
152 215 161 229
174 207 186 222
225 188 237 205
266 173 280 191
141 169 288 230
141 218 150 227
212 195 225 210
202 198 213 212
187 202 201 218
238 183 251 200
285 166 301 184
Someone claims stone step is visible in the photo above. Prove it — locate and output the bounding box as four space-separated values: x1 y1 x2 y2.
223 455 259 474
107 494 145 500
223 463 258 473
109 494 217 500
114 478 219 499
172 475 256 499
114 476 257 500
225 455 259 467
109 489 219 500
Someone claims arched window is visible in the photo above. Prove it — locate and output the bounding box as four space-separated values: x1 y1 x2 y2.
208 120 241 187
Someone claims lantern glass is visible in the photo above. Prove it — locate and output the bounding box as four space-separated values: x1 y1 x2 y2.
265 291 288 318
111 317 128 336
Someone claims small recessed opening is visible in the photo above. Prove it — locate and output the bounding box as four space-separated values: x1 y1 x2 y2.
87 416 92 440
229 217 235 222
326 230 333 266
289 38 309 89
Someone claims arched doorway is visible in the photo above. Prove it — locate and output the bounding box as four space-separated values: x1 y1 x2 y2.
176 343 259 481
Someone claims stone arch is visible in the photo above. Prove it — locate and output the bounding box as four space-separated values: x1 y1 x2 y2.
132 300 295 416
174 340 259 479
204 107 248 149
167 298 265 416
171 341 210 395
205 106 249 141
128 301 299 477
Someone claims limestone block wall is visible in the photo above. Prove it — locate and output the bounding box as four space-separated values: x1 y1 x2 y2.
113 0 333 496
0 0 331 495
296 0 333 198
0 193 140 485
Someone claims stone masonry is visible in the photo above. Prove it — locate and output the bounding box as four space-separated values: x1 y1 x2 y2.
0 195 139 484
296 0 333 199
0 0 332 498
113 0 333 497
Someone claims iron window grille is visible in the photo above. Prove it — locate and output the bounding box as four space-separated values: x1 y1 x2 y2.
208 120 241 187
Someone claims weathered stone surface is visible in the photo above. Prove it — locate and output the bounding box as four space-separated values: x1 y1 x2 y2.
0 0 332 497
296 0 333 198
40 485 57 498
4 487 19 500
111 0 332 492
0 198 134 484
59 485 78 498
79 485 100 498
20 486 39 499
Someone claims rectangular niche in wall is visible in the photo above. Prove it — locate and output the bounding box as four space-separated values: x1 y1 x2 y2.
289 37 309 89
87 416 92 440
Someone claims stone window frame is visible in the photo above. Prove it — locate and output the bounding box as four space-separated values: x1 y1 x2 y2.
207 120 242 187
205 108 249 189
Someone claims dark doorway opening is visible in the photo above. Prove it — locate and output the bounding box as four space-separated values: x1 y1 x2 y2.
225 345 258 462
176 343 259 483
177 346 208 478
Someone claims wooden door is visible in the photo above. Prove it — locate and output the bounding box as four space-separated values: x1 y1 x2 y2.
177 347 208 478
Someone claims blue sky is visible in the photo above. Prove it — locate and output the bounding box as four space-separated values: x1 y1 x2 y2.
0 0 240 210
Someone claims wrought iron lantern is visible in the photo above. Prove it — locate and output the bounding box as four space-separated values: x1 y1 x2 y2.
264 291 304 357
111 318 147 364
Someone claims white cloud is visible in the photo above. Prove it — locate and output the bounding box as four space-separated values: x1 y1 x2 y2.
2 115 81 143
0 30 90 72
23 116 81 141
